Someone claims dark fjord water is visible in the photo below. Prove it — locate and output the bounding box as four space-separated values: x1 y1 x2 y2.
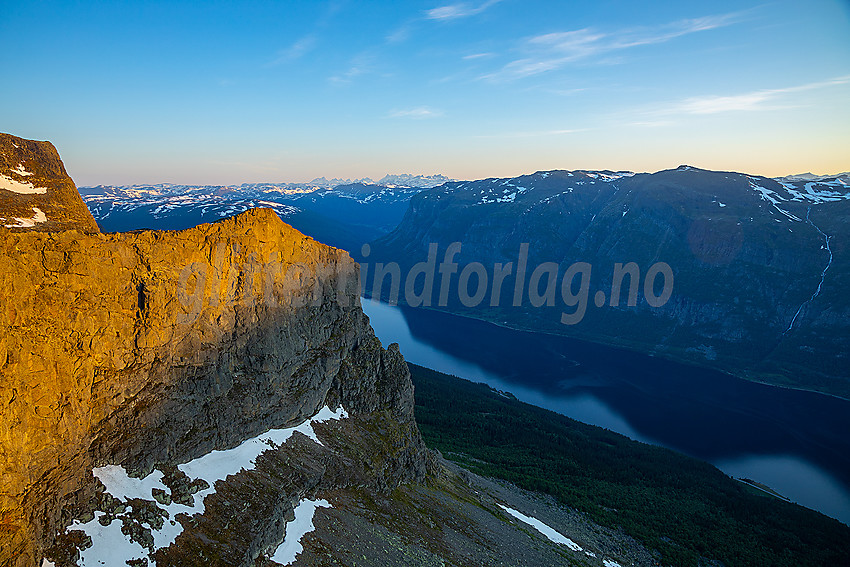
362 300 850 525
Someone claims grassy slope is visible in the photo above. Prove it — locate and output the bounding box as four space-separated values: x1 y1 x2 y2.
408 363 850 567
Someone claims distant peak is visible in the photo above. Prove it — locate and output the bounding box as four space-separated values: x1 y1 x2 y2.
778 172 850 182
376 173 454 188
0 133 99 233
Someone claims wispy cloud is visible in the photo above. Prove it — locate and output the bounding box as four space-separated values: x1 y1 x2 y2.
386 25 412 43
483 12 745 81
388 106 444 119
269 35 317 65
328 53 376 84
674 92 780 114
268 2 344 66
425 0 502 21
463 52 495 60
666 75 850 115
389 0 500 45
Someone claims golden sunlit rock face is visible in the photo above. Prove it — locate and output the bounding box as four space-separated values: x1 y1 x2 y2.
0 200 422 565
0 134 99 233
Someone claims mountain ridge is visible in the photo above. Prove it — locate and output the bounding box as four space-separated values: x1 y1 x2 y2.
0 204 434 565
367 166 850 398
3 136 633 567
0 133 99 233
80 180 430 251
73 164 850 396
5 134 850 566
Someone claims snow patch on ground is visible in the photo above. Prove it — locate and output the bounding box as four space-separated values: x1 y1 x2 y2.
748 179 801 221
476 183 528 204
4 207 48 228
603 560 623 567
498 504 582 551
595 171 634 182
81 189 301 222
0 173 46 194
179 405 346 497
13 164 33 176
773 177 850 204
59 406 347 566
72 512 149 567
749 180 783 206
94 466 168 502
268 499 332 565
802 181 848 203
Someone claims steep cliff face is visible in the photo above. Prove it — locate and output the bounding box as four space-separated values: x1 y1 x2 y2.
0 206 426 566
0 133 99 233
2 135 643 567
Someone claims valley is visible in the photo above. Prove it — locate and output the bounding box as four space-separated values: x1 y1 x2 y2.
365 167 850 399
5 2 848 565
4 132 850 566
362 299 850 526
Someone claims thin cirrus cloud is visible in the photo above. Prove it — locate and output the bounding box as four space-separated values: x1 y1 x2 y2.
667 75 850 115
463 52 495 60
386 25 412 43
482 12 745 81
269 35 317 65
390 0 500 44
328 53 376 84
425 0 502 21
388 106 444 119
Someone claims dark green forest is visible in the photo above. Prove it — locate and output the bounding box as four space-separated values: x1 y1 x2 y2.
409 363 850 567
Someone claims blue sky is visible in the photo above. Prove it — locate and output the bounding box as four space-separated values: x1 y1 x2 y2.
1 0 848 185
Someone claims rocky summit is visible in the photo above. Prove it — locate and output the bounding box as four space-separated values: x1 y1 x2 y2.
0 134 99 233
0 201 433 565
2 137 637 567
0 134 427 566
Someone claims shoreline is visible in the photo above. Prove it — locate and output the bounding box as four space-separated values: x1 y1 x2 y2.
359 295 850 403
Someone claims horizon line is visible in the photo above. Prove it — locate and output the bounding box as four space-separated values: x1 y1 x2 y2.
74 165 850 188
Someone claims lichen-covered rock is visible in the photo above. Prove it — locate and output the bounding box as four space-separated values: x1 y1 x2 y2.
0 133 99 233
0 204 426 566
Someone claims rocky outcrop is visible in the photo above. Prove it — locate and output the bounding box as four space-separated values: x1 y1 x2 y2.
0 205 426 566
0 133 99 233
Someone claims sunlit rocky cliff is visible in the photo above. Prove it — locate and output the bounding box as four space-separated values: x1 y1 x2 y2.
0 202 431 564
0 134 98 233
2 134 621 567
0 133 429 565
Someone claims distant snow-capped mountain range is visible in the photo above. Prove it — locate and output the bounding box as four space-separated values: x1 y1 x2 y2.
79 169 850 251
363 165 850 399
79 173 452 198
79 174 455 250
77 166 850 397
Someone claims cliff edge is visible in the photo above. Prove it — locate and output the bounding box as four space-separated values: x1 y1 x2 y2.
0 134 99 233
0 136 666 567
0 197 426 564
